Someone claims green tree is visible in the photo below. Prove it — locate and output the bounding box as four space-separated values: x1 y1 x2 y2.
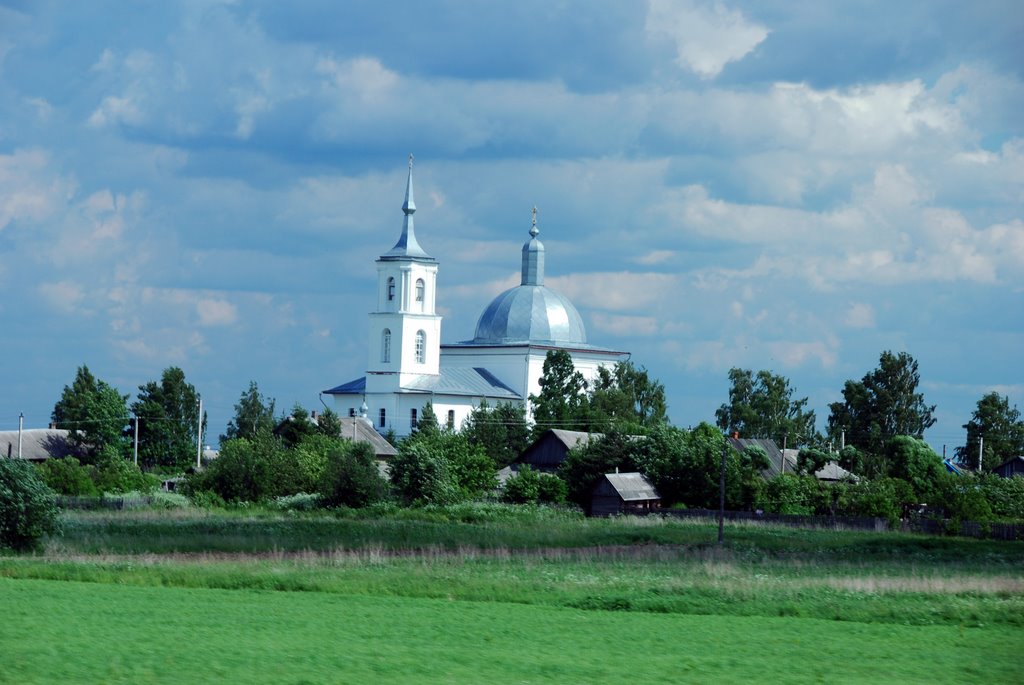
502 466 541 504
956 392 1024 472
715 368 817 448
389 441 460 506
276 403 316 449
1 458 60 551
317 441 389 508
189 432 306 503
131 367 206 471
886 436 946 503
827 351 936 470
316 408 343 439
221 381 276 443
51 365 130 461
530 350 589 434
35 457 99 496
462 400 530 467
587 361 668 433
394 430 497 502
414 402 441 438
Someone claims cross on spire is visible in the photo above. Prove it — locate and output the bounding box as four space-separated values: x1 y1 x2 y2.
530 206 539 237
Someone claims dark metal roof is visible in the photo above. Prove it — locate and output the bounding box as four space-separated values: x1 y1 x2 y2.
324 377 367 395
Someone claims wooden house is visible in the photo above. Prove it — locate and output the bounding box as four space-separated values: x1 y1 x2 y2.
590 472 660 516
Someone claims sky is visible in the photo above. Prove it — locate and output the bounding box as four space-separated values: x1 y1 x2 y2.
1 0 1022 454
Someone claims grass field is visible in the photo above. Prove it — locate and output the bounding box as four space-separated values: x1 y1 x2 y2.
2 506 1023 683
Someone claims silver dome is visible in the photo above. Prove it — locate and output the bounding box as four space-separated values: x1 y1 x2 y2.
473 284 587 345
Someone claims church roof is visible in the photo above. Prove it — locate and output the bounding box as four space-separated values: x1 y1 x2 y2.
466 209 589 346
324 367 520 400
380 154 434 262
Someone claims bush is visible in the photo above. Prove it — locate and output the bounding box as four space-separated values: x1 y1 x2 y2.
318 442 389 508
390 442 460 506
271 492 322 511
537 473 567 504
502 466 540 504
36 457 99 496
0 458 61 551
92 447 160 494
187 433 306 503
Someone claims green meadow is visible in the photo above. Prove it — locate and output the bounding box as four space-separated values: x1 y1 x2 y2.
2 507 1022 683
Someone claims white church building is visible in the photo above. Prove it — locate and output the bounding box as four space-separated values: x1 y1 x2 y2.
324 158 628 437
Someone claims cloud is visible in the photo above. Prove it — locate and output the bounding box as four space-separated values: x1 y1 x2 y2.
843 303 876 329
196 298 238 326
646 0 769 78
38 280 85 313
549 272 678 311
590 313 660 336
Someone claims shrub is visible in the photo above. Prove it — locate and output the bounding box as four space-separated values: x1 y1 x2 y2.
317 442 389 508
537 473 567 504
0 458 61 551
36 457 99 496
502 466 540 504
92 446 160 494
188 433 305 503
390 441 460 506
272 492 322 511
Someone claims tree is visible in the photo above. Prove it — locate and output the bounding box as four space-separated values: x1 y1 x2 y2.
221 381 276 443
462 400 530 467
715 368 817 448
318 441 389 508
886 436 947 503
131 367 206 471
51 365 130 461
393 430 497 503
559 429 639 509
587 361 668 433
827 351 936 464
414 402 441 438
530 350 589 434
276 403 316 449
0 458 60 551
316 407 343 439
956 392 1024 472
189 432 306 503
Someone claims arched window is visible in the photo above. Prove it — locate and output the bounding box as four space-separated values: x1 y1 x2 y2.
381 329 391 363
387 277 395 301
415 278 425 303
415 330 426 363
447 410 455 430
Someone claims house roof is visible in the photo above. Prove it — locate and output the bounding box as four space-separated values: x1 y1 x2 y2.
0 428 85 461
337 417 398 458
729 437 787 477
993 455 1024 473
601 472 660 502
547 429 605 450
325 367 520 400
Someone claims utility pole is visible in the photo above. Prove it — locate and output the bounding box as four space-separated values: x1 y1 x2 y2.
718 440 727 545
781 435 787 474
196 396 203 470
133 415 139 466
17 412 24 460
978 436 984 472
841 429 845 451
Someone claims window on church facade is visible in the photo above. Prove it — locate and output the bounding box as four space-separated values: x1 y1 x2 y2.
349 408 356 418
415 278 425 302
410 408 418 430
447 410 455 430
379 408 386 428
381 328 391 363
415 330 426 363
387 277 395 301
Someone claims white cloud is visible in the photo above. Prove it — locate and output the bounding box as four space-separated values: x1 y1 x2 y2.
88 95 144 128
196 298 239 326
549 272 678 311
646 0 769 79
843 303 876 329
590 313 660 336
38 280 85 313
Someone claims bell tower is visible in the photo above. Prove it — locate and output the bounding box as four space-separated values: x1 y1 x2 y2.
365 155 442 394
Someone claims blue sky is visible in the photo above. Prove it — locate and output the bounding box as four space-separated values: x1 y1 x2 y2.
1 0 1022 454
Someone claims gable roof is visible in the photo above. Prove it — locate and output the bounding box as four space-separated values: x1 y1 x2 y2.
728 437 787 477
324 367 520 400
337 417 398 458
0 428 85 462
602 472 660 501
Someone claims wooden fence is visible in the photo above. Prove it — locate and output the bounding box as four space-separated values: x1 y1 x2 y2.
56 495 159 510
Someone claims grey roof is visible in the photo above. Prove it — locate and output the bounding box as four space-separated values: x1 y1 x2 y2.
380 155 434 262
403 367 520 399
602 472 660 502
780 448 859 482
337 417 398 457
729 437 787 478
0 428 85 461
325 368 519 401
548 429 604 450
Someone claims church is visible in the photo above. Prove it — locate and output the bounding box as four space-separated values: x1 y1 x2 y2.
324 158 628 437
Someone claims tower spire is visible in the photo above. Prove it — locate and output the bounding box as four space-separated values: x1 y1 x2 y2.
383 153 432 260
521 205 545 285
